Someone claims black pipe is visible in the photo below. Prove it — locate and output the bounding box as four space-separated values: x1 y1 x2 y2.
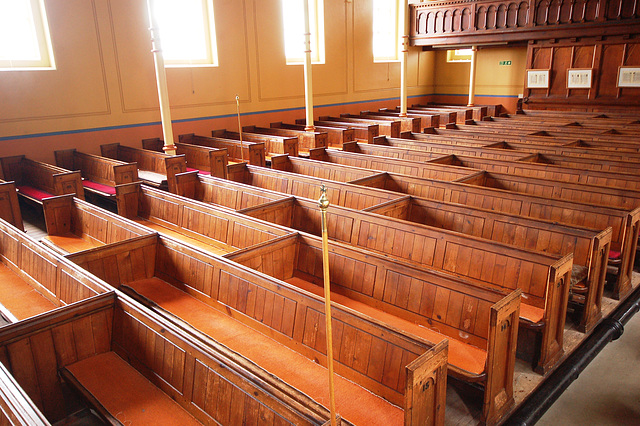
504 284 640 425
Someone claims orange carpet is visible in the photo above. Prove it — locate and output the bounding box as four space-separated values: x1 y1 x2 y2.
125 277 404 425
0 263 57 320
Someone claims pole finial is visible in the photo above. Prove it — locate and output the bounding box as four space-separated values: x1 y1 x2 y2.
318 184 329 210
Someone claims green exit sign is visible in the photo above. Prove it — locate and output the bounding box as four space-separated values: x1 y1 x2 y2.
499 60 512 66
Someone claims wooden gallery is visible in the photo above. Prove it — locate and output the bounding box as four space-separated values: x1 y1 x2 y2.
0 0 639 424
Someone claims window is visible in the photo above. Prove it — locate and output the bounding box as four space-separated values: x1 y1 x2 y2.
447 49 473 63
282 0 325 65
0 0 55 70
372 0 402 62
152 0 218 67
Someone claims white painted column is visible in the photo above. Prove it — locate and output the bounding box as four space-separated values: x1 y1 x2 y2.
399 0 409 117
146 0 176 155
303 0 315 131
467 45 478 107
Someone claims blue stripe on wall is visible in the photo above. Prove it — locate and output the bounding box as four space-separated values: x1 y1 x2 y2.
0 92 514 142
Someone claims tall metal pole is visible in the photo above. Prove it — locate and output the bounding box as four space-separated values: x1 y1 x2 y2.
318 184 337 426
146 0 176 155
468 45 478 107
303 0 316 131
399 0 409 117
235 95 246 163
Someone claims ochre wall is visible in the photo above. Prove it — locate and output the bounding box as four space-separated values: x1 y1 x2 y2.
0 0 436 162
432 46 527 113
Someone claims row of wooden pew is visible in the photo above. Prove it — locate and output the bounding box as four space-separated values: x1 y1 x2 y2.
0 104 638 425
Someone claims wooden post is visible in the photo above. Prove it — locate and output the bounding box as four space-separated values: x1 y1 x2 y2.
236 95 246 163
303 0 316 131
146 0 176 155
399 0 409 117
318 184 337 425
467 46 478 107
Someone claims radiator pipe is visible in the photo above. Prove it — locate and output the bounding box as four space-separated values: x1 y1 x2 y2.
505 284 640 425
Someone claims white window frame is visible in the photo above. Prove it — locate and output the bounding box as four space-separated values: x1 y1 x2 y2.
372 0 403 63
153 0 219 68
0 0 55 71
282 0 325 65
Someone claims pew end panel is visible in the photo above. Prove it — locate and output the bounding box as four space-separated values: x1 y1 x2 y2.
53 149 75 171
0 180 24 231
112 163 139 185
613 206 640 300
404 340 448 426
577 226 612 333
174 171 203 201
115 182 142 219
483 289 521 425
52 172 85 200
0 360 49 425
163 155 188 194
238 197 297 228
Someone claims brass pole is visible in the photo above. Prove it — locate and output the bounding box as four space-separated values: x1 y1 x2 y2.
235 95 246 163
318 184 337 425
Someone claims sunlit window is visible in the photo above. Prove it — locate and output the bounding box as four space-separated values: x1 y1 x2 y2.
447 49 473 63
372 0 402 62
153 0 218 67
0 0 55 70
282 0 325 65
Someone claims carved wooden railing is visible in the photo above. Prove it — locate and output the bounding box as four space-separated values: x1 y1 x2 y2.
410 0 640 46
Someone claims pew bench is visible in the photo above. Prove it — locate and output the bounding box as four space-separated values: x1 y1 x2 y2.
0 291 335 425
142 137 228 179
54 149 138 200
319 115 401 138
180 132 267 166
68 234 450 425
100 143 187 193
271 121 355 148
0 179 24 231
242 125 328 154
115 182 294 256
41 194 155 255
0 155 84 204
226 233 521 424
211 129 298 161
61 351 200 425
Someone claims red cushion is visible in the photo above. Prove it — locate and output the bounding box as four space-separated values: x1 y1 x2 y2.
186 167 199 172
83 180 116 195
198 170 211 175
17 185 53 201
609 249 621 260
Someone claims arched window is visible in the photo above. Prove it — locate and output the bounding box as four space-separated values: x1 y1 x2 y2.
282 0 325 65
0 0 55 70
152 0 219 67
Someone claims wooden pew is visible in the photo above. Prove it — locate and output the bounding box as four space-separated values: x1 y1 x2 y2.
211 129 298 160
431 154 640 190
296 119 380 143
344 138 531 162
0 155 84 203
41 194 155 255
305 148 479 181
0 218 107 324
319 115 402 138
100 143 187 192
226 233 521 424
68 234 450 425
271 121 355 149
222 164 404 210
0 180 24 231
180 132 267 166
115 182 294 256
377 108 441 129
422 104 490 121
519 152 640 176
363 196 612 333
54 148 139 199
141 138 228 179
0 361 49 425
174 169 294 210
242 125 328 154
0 292 340 425
349 172 640 300
237 196 573 372
408 106 465 125
358 111 422 133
